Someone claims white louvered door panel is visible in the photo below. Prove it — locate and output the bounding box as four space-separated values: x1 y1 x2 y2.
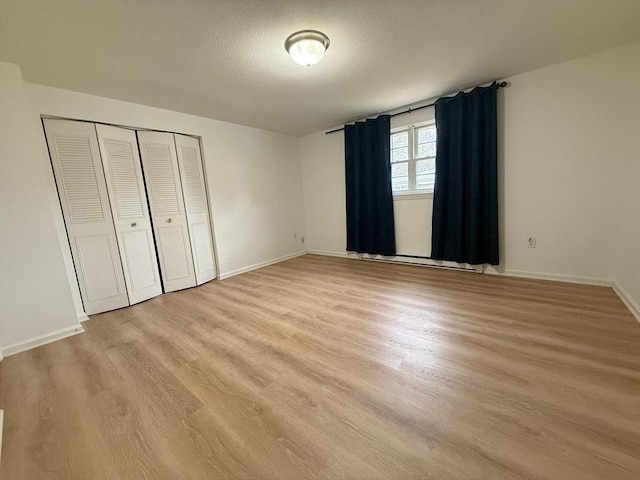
174 134 217 284
95 124 162 304
137 131 196 292
44 119 129 315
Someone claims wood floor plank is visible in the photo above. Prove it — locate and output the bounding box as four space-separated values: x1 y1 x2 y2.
88 385 191 480
19 391 122 480
104 340 203 428
1 254 638 479
174 361 327 479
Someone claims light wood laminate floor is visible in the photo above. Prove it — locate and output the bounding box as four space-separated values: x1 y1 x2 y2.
1 254 639 479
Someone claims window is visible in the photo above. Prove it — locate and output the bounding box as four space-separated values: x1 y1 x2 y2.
390 122 436 195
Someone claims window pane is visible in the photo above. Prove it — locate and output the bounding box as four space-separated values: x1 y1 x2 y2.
391 147 409 162
416 158 435 175
416 173 435 190
416 159 435 191
417 126 436 144
392 177 409 192
391 161 408 178
417 142 436 158
391 131 408 148
391 161 408 192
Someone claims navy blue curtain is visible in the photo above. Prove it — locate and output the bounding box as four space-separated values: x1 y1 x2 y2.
345 115 396 256
431 83 499 265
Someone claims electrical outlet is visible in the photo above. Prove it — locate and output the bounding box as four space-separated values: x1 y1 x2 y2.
528 236 536 248
301 236 305 244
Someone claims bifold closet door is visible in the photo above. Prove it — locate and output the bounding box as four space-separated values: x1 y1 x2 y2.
174 134 217 284
95 124 162 304
44 119 129 315
137 131 196 292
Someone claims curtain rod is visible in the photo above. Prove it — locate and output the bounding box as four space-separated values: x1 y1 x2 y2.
324 81 507 135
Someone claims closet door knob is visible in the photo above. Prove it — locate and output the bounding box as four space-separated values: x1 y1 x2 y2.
166 218 172 223
131 222 137 227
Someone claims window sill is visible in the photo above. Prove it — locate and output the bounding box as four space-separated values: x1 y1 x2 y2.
392 192 434 201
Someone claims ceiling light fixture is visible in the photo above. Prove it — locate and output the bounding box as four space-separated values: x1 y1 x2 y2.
284 30 330 66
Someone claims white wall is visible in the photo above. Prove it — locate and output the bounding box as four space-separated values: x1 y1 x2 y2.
300 42 640 308
0 61 307 353
499 42 639 306
0 63 80 351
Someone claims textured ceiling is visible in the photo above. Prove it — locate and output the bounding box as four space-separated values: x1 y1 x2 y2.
1 0 639 136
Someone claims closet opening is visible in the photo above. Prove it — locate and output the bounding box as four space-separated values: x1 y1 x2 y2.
43 116 218 316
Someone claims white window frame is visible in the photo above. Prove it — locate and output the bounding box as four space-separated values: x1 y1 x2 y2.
390 120 436 199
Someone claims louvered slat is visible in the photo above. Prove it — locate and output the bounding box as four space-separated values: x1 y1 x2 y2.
179 146 205 214
175 133 216 284
143 143 181 216
104 139 144 219
55 135 107 223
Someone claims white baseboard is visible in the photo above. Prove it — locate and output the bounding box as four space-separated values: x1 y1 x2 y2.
612 281 640 322
307 249 640 319
78 313 90 323
492 268 614 287
219 250 308 280
308 249 350 258
364 256 477 272
1 323 85 358
309 250 475 272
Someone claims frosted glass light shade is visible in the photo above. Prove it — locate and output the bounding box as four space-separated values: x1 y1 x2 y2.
285 30 330 66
